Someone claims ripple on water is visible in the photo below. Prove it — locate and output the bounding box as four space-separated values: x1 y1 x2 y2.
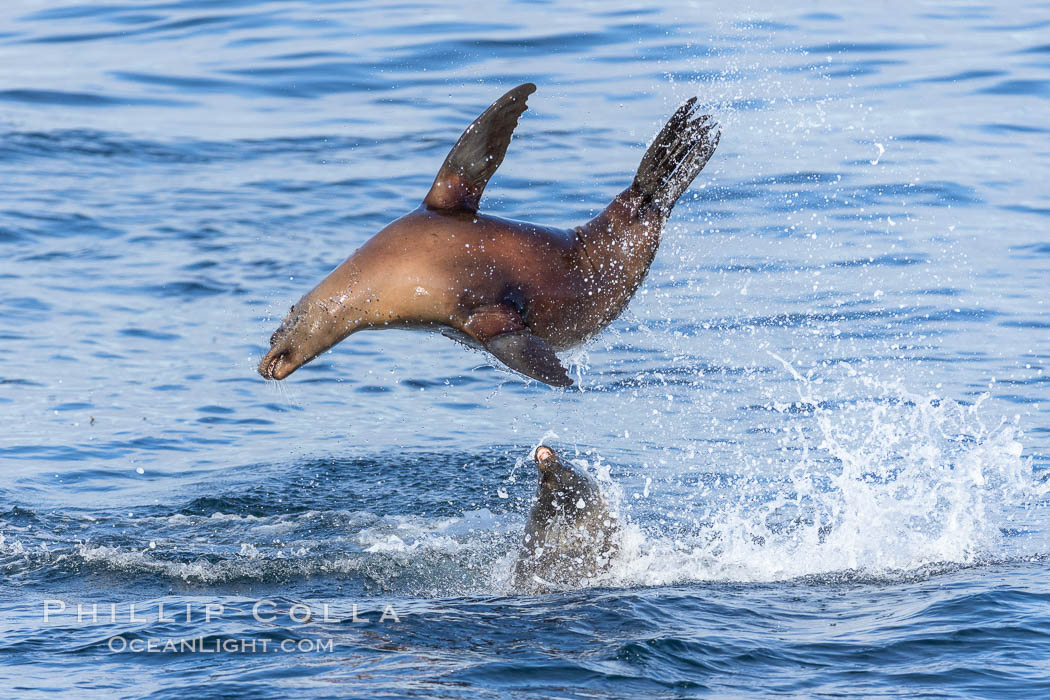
1 1 1049 696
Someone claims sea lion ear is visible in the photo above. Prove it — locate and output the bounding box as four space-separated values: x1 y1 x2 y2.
423 83 536 213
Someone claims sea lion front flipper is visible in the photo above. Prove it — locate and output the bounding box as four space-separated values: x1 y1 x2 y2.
485 331 573 387
462 304 572 386
423 83 537 213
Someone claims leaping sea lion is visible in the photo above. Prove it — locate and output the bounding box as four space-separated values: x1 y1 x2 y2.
514 445 620 592
259 83 719 386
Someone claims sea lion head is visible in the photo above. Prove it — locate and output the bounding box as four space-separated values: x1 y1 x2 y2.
537 449 596 503
258 262 366 380
514 445 619 591
259 301 319 380
532 445 604 517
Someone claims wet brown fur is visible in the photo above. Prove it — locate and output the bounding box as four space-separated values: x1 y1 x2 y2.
260 84 718 386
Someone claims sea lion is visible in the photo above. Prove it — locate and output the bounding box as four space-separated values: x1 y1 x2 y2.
259 83 719 386
513 445 620 592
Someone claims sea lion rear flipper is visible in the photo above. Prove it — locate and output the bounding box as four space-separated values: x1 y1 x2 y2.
423 83 537 213
485 331 573 387
632 98 719 217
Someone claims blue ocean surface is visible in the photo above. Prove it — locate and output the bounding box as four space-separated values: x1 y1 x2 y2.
2 0 1049 697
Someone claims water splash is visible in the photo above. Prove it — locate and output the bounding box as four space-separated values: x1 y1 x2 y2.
606 358 1044 585
2 380 1040 594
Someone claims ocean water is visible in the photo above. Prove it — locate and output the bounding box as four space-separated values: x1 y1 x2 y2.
2 0 1049 696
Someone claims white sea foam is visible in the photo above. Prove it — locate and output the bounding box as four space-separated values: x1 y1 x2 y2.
601 362 1046 585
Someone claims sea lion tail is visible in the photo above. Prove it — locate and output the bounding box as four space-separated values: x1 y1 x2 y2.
632 98 720 217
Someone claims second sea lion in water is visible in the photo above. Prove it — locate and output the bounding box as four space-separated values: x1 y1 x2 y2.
513 445 620 592
259 83 719 386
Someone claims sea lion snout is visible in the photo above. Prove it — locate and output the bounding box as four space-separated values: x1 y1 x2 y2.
258 346 291 380
259 327 295 379
258 307 306 380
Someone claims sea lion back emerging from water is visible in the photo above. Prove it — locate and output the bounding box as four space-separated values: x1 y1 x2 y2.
259 83 719 386
513 446 620 592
